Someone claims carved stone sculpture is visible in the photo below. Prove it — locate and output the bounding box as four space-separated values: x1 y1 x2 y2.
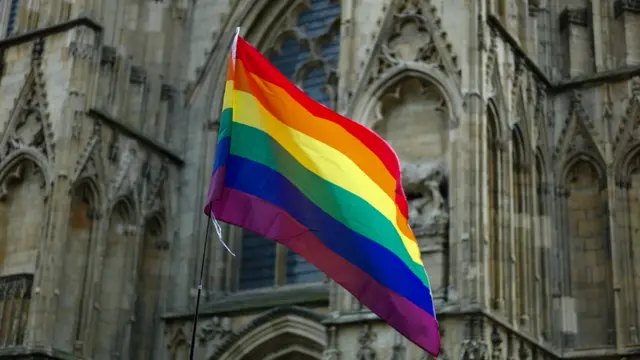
196 316 232 355
460 340 488 360
401 161 449 240
356 324 376 360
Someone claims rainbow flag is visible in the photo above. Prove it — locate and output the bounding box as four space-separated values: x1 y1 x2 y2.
204 31 440 356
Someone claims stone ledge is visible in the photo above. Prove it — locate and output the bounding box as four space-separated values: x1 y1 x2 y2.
87 108 184 166
163 282 329 320
554 64 640 91
562 347 640 359
0 16 102 50
0 345 82 360
487 14 552 88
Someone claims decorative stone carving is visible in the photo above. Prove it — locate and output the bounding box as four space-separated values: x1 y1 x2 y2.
362 0 460 88
614 0 640 19
71 123 102 185
161 84 176 101
1 106 49 162
68 27 98 61
517 340 529 360
100 45 116 66
490 326 503 360
401 161 448 240
356 324 376 360
68 90 86 139
130 65 147 85
107 138 136 201
0 62 55 169
196 316 232 355
0 160 46 201
632 76 640 97
31 38 45 64
460 339 488 360
165 325 190 357
554 92 603 163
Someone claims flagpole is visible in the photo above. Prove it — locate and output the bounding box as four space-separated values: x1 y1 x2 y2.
188 218 211 360
188 27 241 360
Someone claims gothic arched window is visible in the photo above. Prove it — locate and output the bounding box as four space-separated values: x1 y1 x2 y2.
237 0 341 290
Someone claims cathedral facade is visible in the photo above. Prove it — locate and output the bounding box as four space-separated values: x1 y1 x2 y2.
0 0 638 359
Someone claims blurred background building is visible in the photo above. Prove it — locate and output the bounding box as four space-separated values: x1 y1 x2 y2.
0 0 638 359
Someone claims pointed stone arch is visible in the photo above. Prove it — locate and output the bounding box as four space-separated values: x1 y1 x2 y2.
554 93 605 171
0 64 55 166
213 306 326 360
562 153 607 187
0 149 51 201
71 124 106 200
351 65 462 130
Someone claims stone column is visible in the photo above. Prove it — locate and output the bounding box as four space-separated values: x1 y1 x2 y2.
496 141 506 312
336 0 355 115
605 172 623 349
541 180 553 341
507 148 517 326
81 207 110 357
30 174 73 346
458 0 486 309
621 176 640 344
557 185 576 348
